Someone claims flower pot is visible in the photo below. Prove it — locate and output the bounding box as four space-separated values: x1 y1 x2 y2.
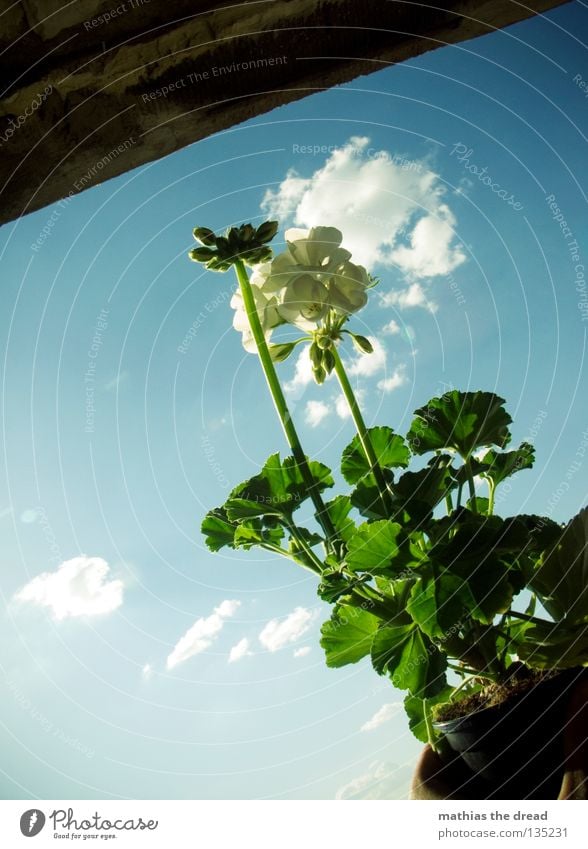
433 668 585 799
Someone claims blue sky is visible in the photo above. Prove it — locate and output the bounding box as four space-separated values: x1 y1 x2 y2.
1 2 587 800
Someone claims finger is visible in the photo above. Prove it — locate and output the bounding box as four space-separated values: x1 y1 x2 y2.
558 676 588 800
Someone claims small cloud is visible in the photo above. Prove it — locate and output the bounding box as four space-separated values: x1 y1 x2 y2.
15 556 123 620
304 400 330 427
215 599 240 618
19 508 37 523
336 760 410 800
346 337 387 378
335 389 366 420
381 281 437 313
360 702 403 732
377 365 408 394
104 371 129 392
167 599 240 669
293 646 311 658
228 637 252 663
284 348 315 395
142 663 153 680
391 205 465 279
259 607 314 652
455 176 474 197
382 319 401 335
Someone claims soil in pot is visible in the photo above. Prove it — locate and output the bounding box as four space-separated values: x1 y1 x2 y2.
433 667 586 800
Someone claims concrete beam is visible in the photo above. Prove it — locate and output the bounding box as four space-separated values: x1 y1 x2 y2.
0 0 568 225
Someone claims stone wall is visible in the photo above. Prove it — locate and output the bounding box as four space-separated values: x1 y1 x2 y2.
0 0 568 224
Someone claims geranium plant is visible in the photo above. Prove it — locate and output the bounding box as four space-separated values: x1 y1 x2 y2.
189 221 588 756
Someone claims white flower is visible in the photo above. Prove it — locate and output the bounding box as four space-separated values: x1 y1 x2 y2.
263 227 370 329
328 261 370 314
230 263 282 352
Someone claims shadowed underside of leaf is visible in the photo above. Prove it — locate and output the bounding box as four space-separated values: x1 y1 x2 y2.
407 390 512 457
341 426 410 484
529 508 588 622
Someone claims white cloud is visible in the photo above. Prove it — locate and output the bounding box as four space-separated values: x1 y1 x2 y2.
215 599 240 617
293 646 311 658
142 663 153 680
391 204 465 278
261 136 464 282
167 600 240 669
259 607 314 652
284 348 315 395
382 319 401 335
335 389 366 419
15 556 123 620
336 760 411 800
304 399 330 427
346 336 387 377
360 702 403 732
377 365 408 394
228 637 252 663
381 281 437 313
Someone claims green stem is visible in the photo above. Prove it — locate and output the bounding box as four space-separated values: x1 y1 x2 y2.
463 456 477 511
487 478 496 516
506 609 553 626
234 260 336 546
331 344 391 513
283 518 324 573
423 699 438 750
262 543 320 576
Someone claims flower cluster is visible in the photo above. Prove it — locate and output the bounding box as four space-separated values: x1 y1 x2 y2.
190 221 278 271
231 226 371 351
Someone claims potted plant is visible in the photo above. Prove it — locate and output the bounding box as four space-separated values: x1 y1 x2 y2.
188 221 588 799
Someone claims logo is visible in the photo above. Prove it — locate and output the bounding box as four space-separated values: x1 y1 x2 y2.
20 809 46 837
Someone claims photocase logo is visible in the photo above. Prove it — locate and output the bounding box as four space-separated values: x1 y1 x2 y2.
20 809 46 837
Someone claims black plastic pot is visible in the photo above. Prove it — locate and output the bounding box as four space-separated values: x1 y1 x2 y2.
433 668 585 799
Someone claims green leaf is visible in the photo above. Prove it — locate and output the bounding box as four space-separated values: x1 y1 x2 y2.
404 687 454 744
371 624 447 697
226 453 333 519
350 476 389 520
447 556 514 624
390 457 456 522
407 568 471 640
320 604 380 667
324 495 357 544
234 521 284 549
201 507 236 551
529 508 588 622
346 520 421 577
317 570 354 604
341 427 410 485
287 527 323 557
479 442 535 487
225 497 283 521
516 619 588 669
407 391 512 458
466 496 490 513
192 226 217 246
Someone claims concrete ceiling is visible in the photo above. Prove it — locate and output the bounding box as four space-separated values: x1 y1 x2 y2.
0 0 568 225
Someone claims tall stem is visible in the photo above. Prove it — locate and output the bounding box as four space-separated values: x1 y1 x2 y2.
487 478 496 516
234 260 336 545
331 344 391 513
463 456 477 512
